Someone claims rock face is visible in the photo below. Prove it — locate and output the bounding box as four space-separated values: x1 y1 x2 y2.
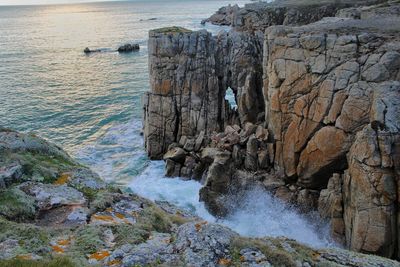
143 0 400 260
144 27 264 159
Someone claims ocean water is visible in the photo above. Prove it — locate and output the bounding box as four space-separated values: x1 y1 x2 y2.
0 0 334 248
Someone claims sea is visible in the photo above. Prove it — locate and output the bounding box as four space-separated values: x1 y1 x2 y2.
0 0 335 248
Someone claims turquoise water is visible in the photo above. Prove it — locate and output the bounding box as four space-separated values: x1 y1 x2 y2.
0 0 244 184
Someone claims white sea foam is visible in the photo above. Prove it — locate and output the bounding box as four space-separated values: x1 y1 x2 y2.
75 120 148 184
78 120 336 248
129 158 336 249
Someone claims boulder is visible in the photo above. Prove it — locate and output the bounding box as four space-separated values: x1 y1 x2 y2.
117 43 139 53
163 147 186 163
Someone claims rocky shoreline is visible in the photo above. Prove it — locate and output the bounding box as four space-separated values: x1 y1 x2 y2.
1 128 399 266
143 0 400 261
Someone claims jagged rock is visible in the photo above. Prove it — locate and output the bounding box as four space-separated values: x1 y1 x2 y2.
200 151 232 216
255 125 268 141
318 173 345 244
296 189 319 213
245 134 258 171
143 28 232 159
257 150 269 170
343 125 400 258
117 43 139 53
163 147 186 163
262 174 285 192
174 222 238 267
142 0 400 260
203 0 384 30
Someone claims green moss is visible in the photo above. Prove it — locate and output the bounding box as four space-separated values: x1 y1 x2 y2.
0 218 51 255
138 206 174 233
151 26 192 34
7 151 79 183
0 187 36 222
230 237 306 267
88 190 120 212
112 224 149 245
70 226 106 255
0 257 77 267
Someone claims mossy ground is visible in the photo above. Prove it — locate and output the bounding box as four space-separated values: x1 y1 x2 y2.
0 257 77 267
0 187 36 222
230 237 317 267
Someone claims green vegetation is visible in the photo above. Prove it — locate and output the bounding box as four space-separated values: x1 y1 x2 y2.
2 150 79 184
0 257 77 267
0 218 51 255
230 237 316 267
151 26 192 34
0 187 36 222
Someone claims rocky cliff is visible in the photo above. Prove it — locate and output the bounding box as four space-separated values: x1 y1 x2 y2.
143 0 400 260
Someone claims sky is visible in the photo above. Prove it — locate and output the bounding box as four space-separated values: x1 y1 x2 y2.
0 0 110 5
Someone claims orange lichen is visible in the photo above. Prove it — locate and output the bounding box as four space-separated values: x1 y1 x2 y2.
57 239 70 246
240 255 246 262
131 211 139 217
107 259 122 266
54 173 70 185
311 252 320 261
195 221 208 232
89 250 111 261
52 245 65 254
92 214 115 222
114 213 125 219
218 258 231 265
106 208 113 212
16 254 32 260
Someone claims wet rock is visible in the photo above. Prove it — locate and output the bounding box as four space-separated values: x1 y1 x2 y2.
117 43 139 53
318 173 345 244
84 47 101 53
163 147 186 163
245 135 258 171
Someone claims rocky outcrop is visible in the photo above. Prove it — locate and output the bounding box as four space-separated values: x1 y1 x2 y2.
144 27 265 159
117 43 139 53
202 0 386 31
143 0 400 260
2 129 398 266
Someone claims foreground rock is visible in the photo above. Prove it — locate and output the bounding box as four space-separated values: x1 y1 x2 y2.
143 0 400 260
1 129 399 266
